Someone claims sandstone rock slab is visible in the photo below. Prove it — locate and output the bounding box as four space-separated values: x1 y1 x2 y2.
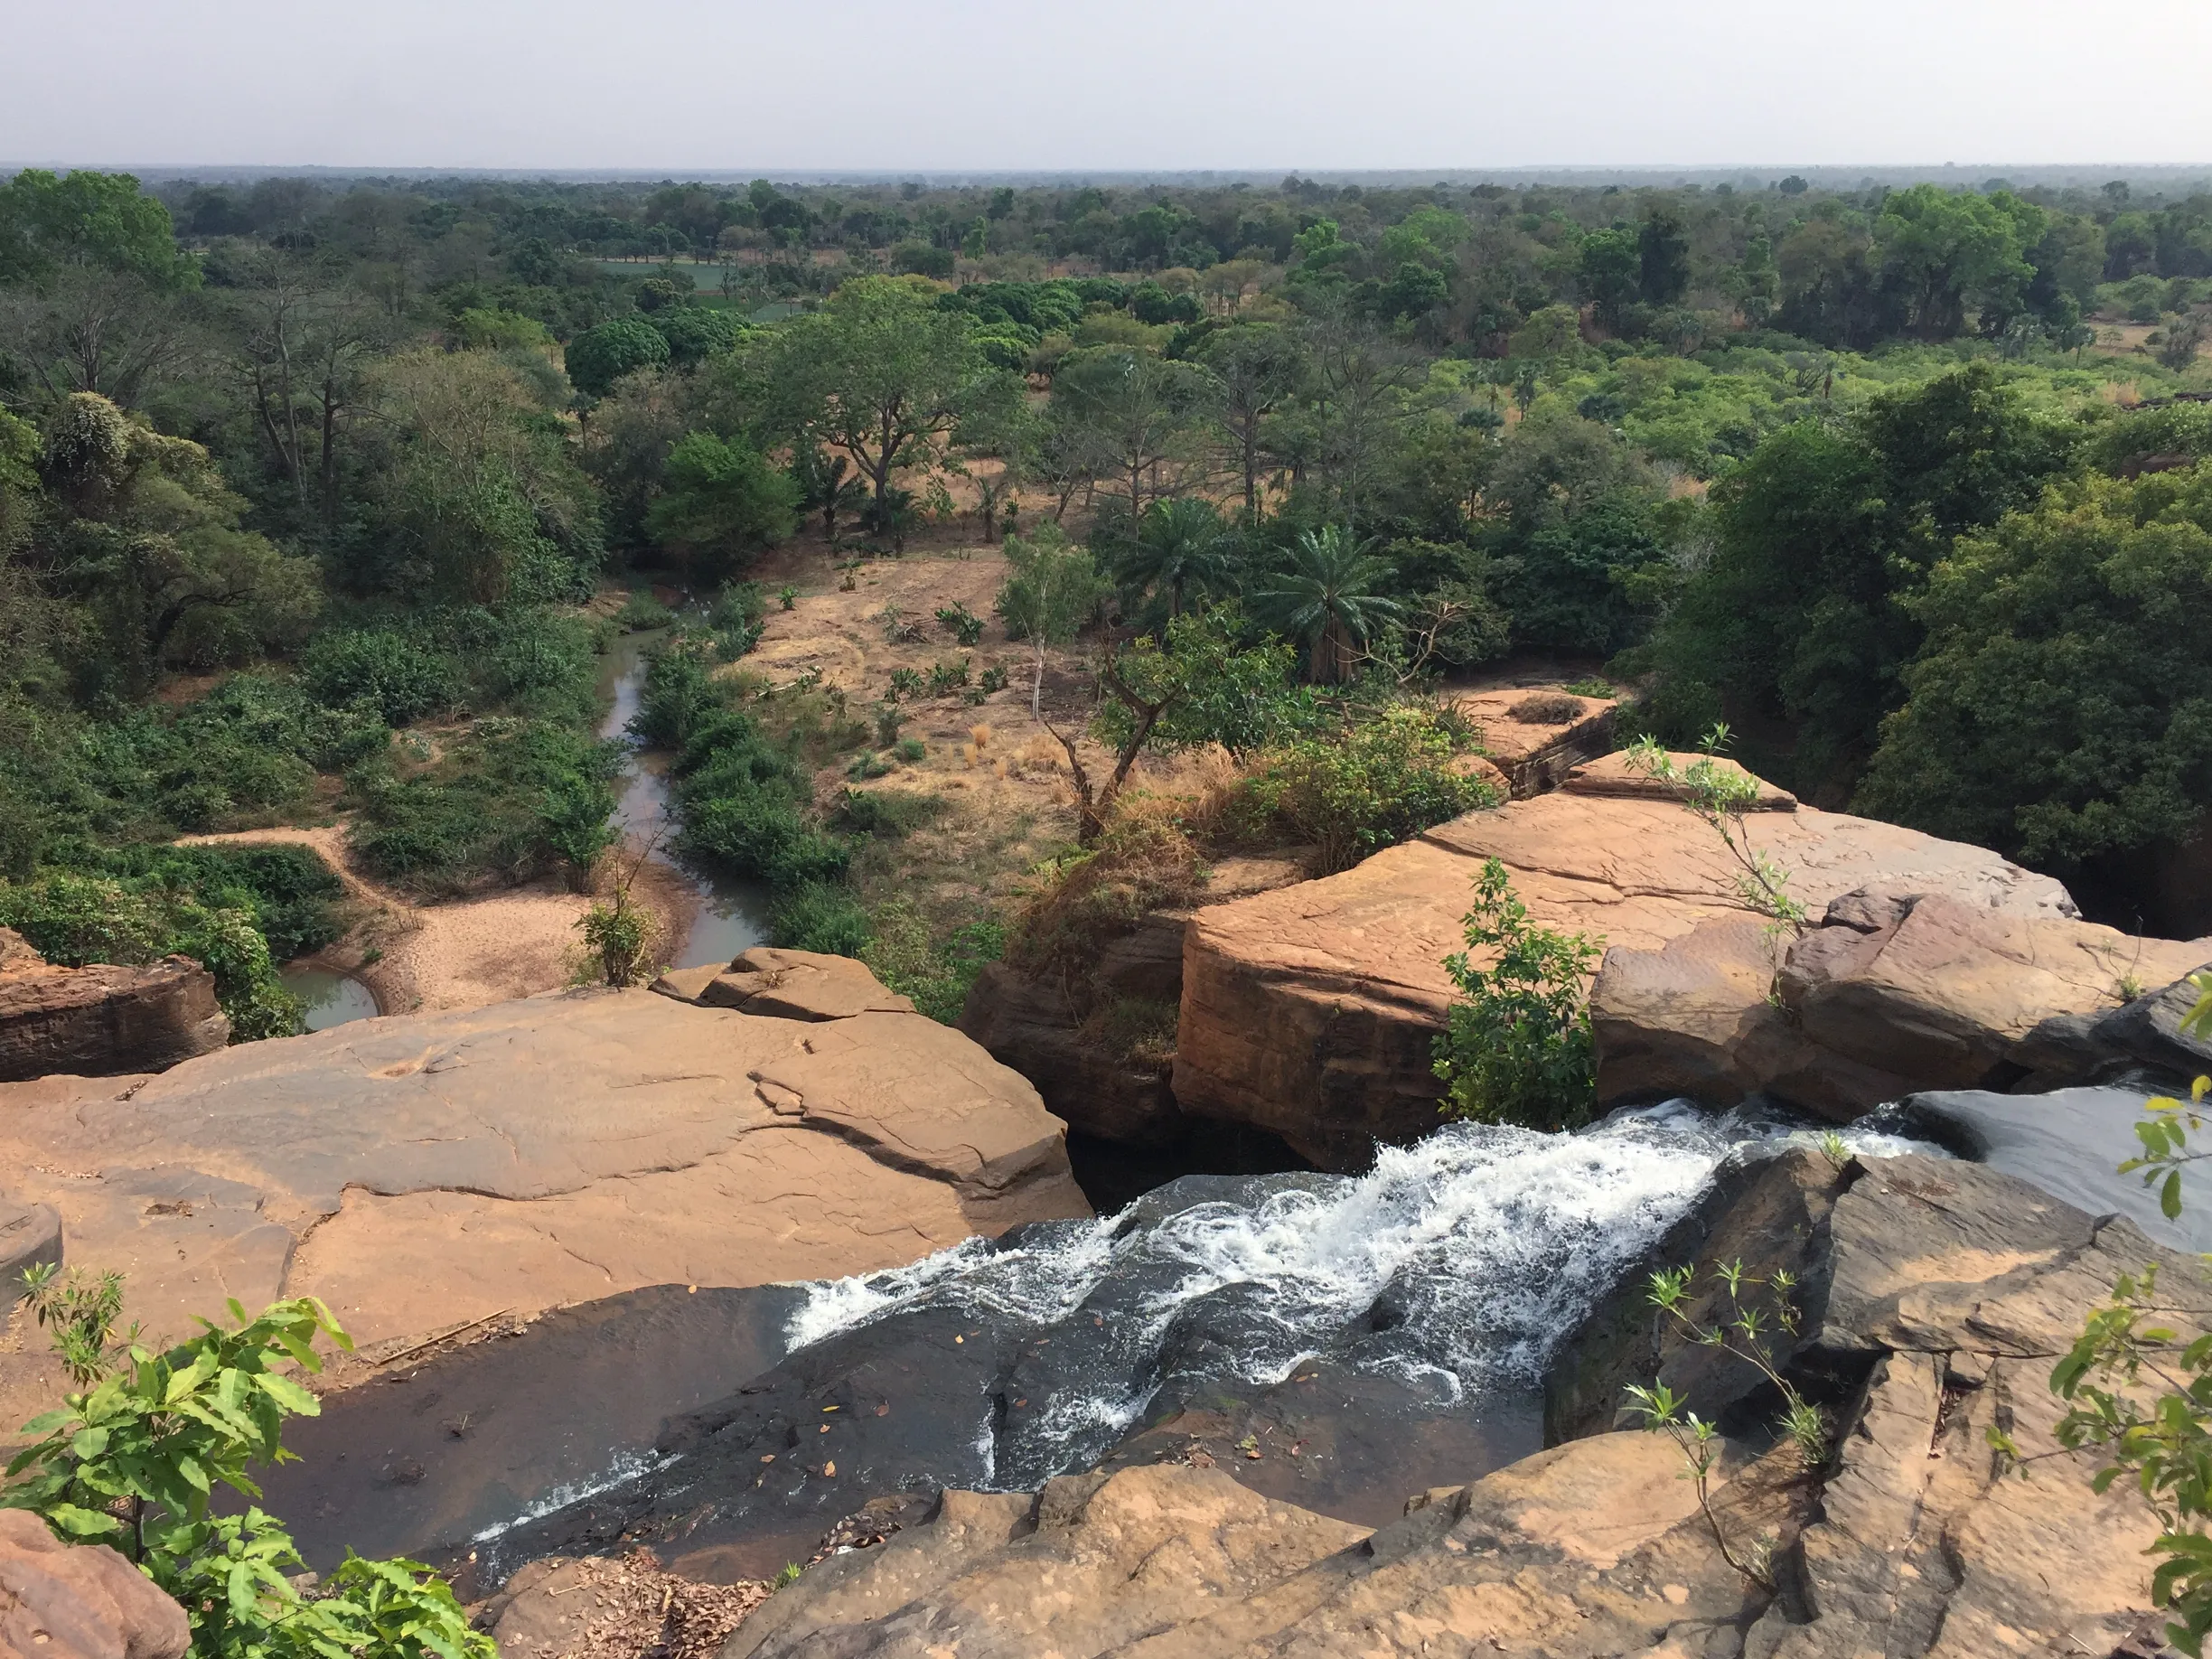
702 948 918 1020
1175 780 2077 1167
1450 688 1617 797
0 1509 188 1659
0 1196 61 1290
0 986 1086 1367
1593 887 2207 1120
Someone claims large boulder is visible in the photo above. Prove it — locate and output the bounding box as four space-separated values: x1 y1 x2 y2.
1594 888 2207 1120
0 927 228 1083
0 1509 189 1659
1174 755 2082 1167
726 1153 2181 1658
0 978 1086 1380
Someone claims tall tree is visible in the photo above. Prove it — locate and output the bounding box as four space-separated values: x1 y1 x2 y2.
1253 525 1402 684
1048 345 1215 526
762 276 1013 537
994 524 1108 722
1198 323 1305 519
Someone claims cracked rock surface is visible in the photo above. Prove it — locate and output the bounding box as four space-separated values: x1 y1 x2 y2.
0 978 1087 1394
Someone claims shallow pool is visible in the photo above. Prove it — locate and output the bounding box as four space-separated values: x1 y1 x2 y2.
280 967 380 1031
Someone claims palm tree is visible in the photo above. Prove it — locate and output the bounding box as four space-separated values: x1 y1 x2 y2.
1253 525 1402 684
1111 497 1240 619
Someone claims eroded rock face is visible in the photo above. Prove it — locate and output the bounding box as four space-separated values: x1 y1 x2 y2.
1174 764 2080 1167
0 980 1087 1371
1451 689 1618 797
0 927 229 1083
960 858 1304 1150
0 1509 189 1659
1593 888 2207 1120
728 1153 2178 1659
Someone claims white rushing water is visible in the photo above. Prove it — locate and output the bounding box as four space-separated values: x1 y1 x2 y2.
783 1103 1939 1474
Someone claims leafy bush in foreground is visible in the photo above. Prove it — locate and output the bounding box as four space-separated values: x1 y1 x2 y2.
2 1282 491 1659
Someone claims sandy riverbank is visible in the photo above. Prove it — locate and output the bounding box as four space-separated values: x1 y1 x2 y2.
179 825 699 1017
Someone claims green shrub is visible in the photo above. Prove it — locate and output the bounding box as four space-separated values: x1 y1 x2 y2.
771 881 872 956
979 663 1009 694
836 788 946 839
708 582 766 660
302 629 461 726
350 720 618 893
0 1288 492 1659
935 603 985 645
672 711 849 886
886 667 923 701
927 657 971 695
894 737 927 763
845 752 895 781
1431 858 1600 1130
872 703 904 747
51 843 344 961
615 590 677 631
1243 706 1496 874
861 900 1005 1024
0 873 303 1042
630 634 723 748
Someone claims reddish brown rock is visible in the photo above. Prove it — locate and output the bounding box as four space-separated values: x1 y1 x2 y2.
1591 886 2208 1120
0 1509 188 1659
0 978 1087 1384
1174 773 2078 1167
1450 688 1617 797
0 928 228 1083
699 948 919 1020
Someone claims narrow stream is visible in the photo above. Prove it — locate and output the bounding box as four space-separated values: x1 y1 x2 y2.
595 628 772 969
271 628 770 1028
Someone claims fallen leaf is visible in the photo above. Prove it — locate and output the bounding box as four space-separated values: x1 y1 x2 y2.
822 1461 836 1476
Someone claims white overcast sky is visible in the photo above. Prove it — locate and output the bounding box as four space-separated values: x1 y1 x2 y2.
5 0 2209 173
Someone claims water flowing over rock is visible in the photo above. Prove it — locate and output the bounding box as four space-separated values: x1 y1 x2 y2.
446 1110 1926 1588
715 1149 2188 1659
0 925 228 1083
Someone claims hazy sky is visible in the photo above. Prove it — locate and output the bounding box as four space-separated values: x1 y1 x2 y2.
6 0 2210 173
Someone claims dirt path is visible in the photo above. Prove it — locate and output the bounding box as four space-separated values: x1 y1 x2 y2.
179 825 698 1017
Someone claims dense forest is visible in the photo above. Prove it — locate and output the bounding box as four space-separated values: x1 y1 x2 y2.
4 164 2212 1040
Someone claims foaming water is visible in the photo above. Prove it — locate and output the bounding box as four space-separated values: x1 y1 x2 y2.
469 1450 677 1544
783 1103 1940 1485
